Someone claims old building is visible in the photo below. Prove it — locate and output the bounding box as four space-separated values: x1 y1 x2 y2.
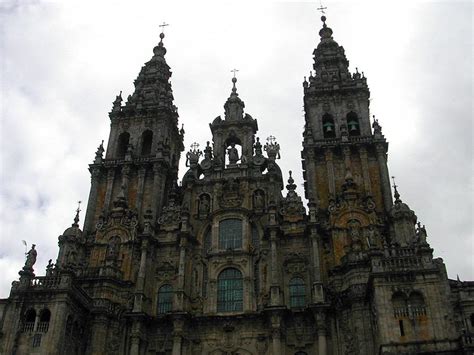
0 14 473 355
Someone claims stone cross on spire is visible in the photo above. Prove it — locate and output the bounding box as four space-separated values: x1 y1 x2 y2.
73 201 82 227
159 22 169 34
391 176 401 202
317 0 327 15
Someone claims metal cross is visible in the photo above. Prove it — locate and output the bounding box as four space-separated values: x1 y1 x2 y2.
231 69 239 78
76 201 82 213
191 142 200 151
317 0 327 15
159 22 169 34
266 135 276 145
391 176 397 189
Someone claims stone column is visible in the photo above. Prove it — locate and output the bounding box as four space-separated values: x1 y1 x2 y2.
375 144 393 211
90 315 108 355
152 163 163 218
359 146 372 195
324 149 336 197
136 167 146 218
103 168 116 211
172 318 184 355
318 329 328 355
84 167 101 234
175 240 186 311
316 311 328 355
310 229 324 303
271 329 282 355
134 238 148 312
304 149 319 202
270 313 282 355
129 336 140 355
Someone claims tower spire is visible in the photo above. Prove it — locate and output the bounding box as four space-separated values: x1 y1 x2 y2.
391 176 401 202
73 201 81 227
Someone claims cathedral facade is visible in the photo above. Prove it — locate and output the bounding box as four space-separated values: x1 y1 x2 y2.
0 16 473 355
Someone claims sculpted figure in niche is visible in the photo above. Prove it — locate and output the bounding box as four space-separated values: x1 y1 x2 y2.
24 244 37 270
106 236 121 259
227 143 239 164
253 190 265 210
198 194 211 216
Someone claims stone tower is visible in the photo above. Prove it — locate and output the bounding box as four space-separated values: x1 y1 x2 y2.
0 14 473 355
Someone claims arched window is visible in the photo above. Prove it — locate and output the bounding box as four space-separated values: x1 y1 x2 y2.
289 277 306 308
346 112 360 136
219 219 242 250
23 309 36 332
408 291 426 316
392 291 408 317
117 132 130 158
217 268 243 312
157 284 173 314
140 130 153 156
37 309 51 333
322 113 336 138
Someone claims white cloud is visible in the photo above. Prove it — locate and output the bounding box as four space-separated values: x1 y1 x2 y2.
0 0 472 297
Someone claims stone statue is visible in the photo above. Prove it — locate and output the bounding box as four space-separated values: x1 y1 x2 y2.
106 237 120 259
199 194 211 215
254 137 263 156
253 190 265 210
46 259 55 276
24 244 37 270
227 143 239 164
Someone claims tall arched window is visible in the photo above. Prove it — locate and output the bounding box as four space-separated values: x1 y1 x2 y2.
37 309 51 333
289 277 306 308
22 309 36 332
408 291 426 316
219 219 242 250
346 112 360 136
117 132 130 158
140 130 153 156
322 113 336 138
157 284 173 314
217 268 243 312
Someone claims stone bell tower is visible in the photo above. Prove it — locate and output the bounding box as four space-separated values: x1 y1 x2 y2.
83 31 184 237
301 15 392 275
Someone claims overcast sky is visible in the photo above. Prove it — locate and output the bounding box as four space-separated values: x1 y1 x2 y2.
0 0 472 298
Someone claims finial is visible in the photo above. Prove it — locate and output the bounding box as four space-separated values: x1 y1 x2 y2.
231 69 239 94
73 201 82 227
180 124 185 136
153 22 169 57
159 22 169 37
286 170 297 192
391 176 401 202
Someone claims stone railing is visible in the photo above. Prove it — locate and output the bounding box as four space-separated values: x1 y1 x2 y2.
31 276 61 289
393 306 426 318
21 322 35 333
381 256 422 271
36 321 49 333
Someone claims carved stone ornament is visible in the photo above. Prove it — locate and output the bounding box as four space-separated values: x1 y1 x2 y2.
219 178 242 208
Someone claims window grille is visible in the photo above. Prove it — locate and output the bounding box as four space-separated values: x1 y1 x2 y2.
217 268 243 312
32 334 42 347
157 285 173 314
289 277 306 308
219 219 242 250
